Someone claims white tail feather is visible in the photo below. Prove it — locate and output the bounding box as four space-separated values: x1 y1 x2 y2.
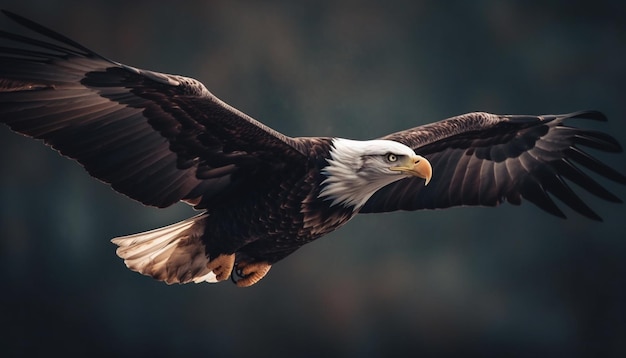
111 213 218 284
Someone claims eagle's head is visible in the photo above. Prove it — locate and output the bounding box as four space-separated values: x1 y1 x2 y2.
319 138 432 209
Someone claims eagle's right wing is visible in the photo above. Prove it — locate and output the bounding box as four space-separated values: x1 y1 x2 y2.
362 111 626 220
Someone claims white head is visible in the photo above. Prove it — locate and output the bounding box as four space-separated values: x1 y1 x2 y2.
319 138 432 209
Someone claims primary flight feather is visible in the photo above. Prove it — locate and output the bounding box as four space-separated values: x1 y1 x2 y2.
1 11 624 287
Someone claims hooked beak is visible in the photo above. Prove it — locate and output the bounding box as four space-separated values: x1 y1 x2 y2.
391 155 432 185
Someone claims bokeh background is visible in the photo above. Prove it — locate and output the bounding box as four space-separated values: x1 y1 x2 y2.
1 1 625 357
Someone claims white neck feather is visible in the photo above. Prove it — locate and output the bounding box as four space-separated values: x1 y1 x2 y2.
318 138 413 210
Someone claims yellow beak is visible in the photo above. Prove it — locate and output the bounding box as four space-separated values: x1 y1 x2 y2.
391 155 432 185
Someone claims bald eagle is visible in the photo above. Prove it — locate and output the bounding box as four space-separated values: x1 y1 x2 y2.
1 11 625 287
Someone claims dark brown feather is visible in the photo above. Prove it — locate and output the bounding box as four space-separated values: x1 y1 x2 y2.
2 12 625 286
0 10 306 210
362 111 626 220
0 12 352 276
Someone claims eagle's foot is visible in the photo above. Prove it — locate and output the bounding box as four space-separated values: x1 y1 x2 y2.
206 254 235 281
233 261 272 287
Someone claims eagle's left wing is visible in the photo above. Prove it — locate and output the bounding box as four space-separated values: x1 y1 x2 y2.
0 11 306 210
361 111 626 220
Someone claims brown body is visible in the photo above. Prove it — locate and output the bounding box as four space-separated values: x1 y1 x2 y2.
1 11 624 286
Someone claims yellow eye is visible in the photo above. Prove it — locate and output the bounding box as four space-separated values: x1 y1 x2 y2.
386 153 398 162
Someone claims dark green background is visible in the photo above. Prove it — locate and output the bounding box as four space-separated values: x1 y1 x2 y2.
1 1 625 357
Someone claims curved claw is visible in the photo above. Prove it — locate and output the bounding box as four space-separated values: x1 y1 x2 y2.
233 261 272 287
205 254 235 281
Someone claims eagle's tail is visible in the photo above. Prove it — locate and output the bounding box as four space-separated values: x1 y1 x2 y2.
111 213 218 284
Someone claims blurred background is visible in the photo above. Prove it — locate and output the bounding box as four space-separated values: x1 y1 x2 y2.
1 0 625 357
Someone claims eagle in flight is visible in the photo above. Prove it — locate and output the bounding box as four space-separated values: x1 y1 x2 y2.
1 11 624 287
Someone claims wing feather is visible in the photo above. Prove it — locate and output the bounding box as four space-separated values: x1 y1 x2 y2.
362 111 625 220
0 11 307 209
477 159 497 206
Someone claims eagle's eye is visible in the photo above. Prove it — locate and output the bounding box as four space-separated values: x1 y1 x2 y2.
386 153 398 162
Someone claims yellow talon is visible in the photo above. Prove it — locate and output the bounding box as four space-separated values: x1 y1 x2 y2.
235 261 272 287
206 254 235 281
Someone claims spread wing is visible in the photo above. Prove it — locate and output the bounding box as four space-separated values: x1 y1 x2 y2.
361 111 626 220
0 11 306 209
